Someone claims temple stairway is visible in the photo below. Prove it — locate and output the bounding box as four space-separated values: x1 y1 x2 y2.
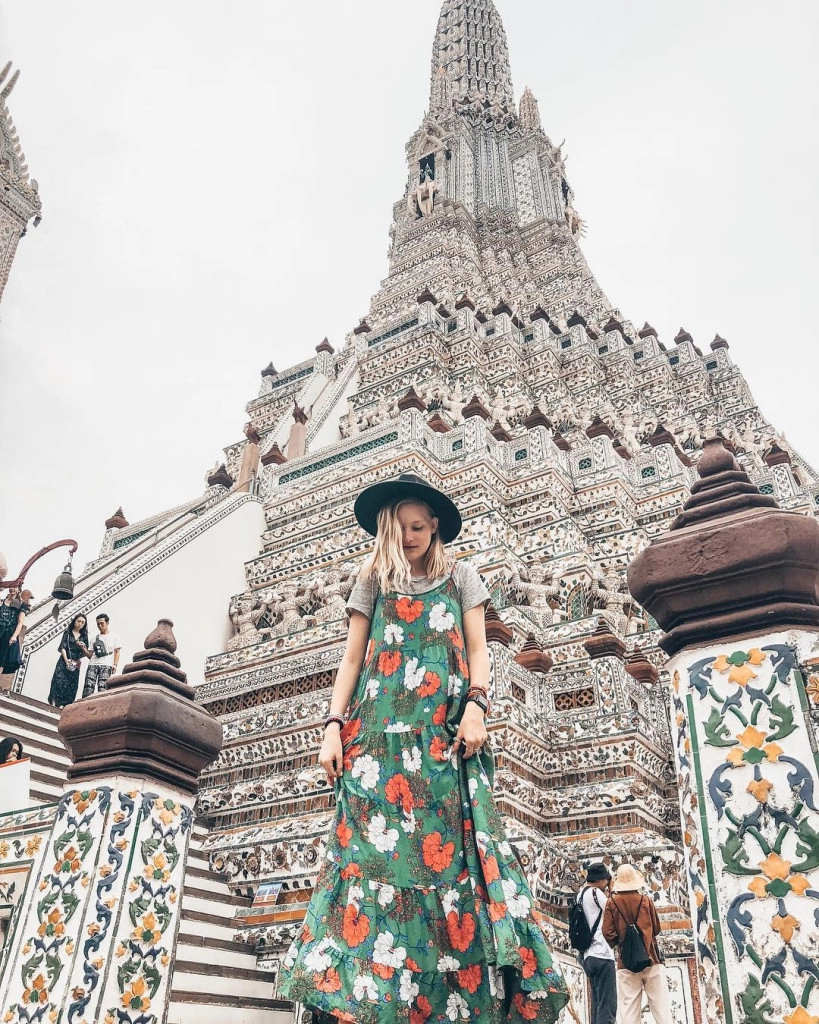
0 692 292 1023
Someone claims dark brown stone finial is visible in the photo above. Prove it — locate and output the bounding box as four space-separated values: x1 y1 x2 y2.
674 327 693 345
602 316 623 335
586 416 614 440
648 424 692 466
764 443 791 467
261 362 277 377
552 431 571 452
530 306 549 323
58 619 223 794
261 442 287 467
490 420 512 443
484 603 513 647
207 464 234 488
638 323 658 340
398 387 427 413
292 403 309 426
427 413 451 434
492 300 513 318
613 437 632 461
584 619 627 661
628 437 819 655
353 319 371 335
462 395 491 421
524 405 552 430
416 287 438 306
625 647 659 686
711 334 729 350
567 310 588 329
514 633 553 674
105 507 129 530
455 292 476 311
316 337 334 355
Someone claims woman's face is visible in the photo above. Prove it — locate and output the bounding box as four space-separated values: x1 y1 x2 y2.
397 502 438 561
5 744 20 763
75 616 86 631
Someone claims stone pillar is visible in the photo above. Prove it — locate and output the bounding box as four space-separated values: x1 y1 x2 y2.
288 403 309 459
629 439 819 1024
0 620 222 1024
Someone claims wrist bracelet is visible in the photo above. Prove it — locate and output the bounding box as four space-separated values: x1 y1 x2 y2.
324 715 345 731
466 691 490 715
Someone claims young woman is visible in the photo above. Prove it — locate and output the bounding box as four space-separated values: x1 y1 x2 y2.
0 737 24 763
47 613 90 709
280 474 568 1023
0 588 31 675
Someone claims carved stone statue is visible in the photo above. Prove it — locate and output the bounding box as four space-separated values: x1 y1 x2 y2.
228 593 258 650
589 571 634 636
509 563 560 628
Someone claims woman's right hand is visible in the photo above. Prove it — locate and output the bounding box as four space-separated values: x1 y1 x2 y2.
319 727 344 786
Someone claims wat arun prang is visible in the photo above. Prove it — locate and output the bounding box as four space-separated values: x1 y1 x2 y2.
192 0 819 1018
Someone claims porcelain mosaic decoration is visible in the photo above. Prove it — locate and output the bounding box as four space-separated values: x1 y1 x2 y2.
670 633 819 1024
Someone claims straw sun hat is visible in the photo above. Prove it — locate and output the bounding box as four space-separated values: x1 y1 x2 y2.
611 865 646 893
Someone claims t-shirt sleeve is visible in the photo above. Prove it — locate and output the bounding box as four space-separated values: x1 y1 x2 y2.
455 562 491 613
110 633 122 651
346 574 377 620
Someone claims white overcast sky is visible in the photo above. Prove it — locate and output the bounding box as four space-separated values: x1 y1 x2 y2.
1 0 817 604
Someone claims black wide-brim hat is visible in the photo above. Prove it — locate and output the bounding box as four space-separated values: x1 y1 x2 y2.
585 862 612 883
354 473 462 544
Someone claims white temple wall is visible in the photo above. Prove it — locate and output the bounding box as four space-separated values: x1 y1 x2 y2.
19 498 265 702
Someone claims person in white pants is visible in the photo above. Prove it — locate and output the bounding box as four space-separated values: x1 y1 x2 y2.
602 864 672 1024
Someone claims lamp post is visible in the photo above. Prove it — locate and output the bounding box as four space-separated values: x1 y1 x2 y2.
0 539 79 601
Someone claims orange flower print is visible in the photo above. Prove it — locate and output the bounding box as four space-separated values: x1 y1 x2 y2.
410 995 433 1024
488 900 507 922
432 703 447 725
449 626 464 651
336 817 353 849
372 962 395 980
447 910 476 952
418 671 441 697
519 946 537 978
513 993 539 1020
481 854 500 884
395 597 424 623
456 651 469 677
422 831 455 872
340 863 362 880
315 967 342 992
429 736 449 762
378 650 403 677
342 904 371 947
385 773 414 814
457 963 482 993
341 717 362 746
406 957 421 973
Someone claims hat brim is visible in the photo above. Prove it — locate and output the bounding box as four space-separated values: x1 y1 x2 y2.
354 480 462 544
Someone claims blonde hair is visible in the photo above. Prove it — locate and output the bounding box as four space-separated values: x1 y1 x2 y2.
361 499 451 593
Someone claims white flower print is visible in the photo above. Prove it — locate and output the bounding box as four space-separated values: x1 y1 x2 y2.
370 881 396 908
403 657 425 691
384 623 405 645
448 673 464 697
346 884 364 908
441 888 460 915
365 675 380 699
446 992 470 1020
385 721 411 733
401 810 418 835
430 601 455 632
373 930 407 968
497 840 513 857
303 936 340 972
402 746 422 773
353 975 379 1002
367 812 400 853
351 753 380 790
437 954 461 972
501 878 531 919
399 969 419 1003
468 777 479 799
488 964 504 998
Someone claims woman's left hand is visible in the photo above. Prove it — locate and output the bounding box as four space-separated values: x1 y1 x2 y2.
455 703 488 759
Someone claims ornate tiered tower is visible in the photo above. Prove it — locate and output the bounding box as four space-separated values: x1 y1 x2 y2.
0 62 41 303
64 2 813 1020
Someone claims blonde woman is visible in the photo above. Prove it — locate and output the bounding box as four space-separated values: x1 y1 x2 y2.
280 473 567 1023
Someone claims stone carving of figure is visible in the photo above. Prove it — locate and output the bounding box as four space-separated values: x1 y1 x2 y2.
415 176 440 218
589 571 635 636
314 570 348 624
508 563 560 629
228 593 258 650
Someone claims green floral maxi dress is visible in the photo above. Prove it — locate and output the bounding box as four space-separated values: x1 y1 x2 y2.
281 573 569 1023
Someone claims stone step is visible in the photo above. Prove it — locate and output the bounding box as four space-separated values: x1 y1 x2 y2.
179 908 243 943
175 936 259 971
175 931 257 957
171 961 276 998
167 992 292 1024
0 692 62 732
181 883 252 910
0 715 69 763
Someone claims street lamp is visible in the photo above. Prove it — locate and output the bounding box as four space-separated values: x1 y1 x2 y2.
0 540 79 601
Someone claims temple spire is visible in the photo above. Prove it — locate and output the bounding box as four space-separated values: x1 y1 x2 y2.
519 86 542 131
430 0 515 114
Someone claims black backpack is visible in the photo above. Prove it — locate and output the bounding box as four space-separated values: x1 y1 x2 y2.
611 896 653 973
568 886 602 953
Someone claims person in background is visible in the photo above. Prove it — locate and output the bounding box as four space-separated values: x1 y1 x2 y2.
0 588 31 677
0 737 24 763
603 864 672 1024
48 613 90 709
82 612 122 697
581 863 616 1024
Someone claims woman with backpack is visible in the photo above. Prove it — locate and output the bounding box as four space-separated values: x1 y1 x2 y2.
602 864 672 1024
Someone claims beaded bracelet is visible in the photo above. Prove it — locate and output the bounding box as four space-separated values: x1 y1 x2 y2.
324 715 345 731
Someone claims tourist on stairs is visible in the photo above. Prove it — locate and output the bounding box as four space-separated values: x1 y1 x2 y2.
0 587 31 684
280 473 569 1023
578 863 616 1024
47 613 90 709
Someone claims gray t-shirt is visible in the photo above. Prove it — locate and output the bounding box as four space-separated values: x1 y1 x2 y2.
347 562 490 621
